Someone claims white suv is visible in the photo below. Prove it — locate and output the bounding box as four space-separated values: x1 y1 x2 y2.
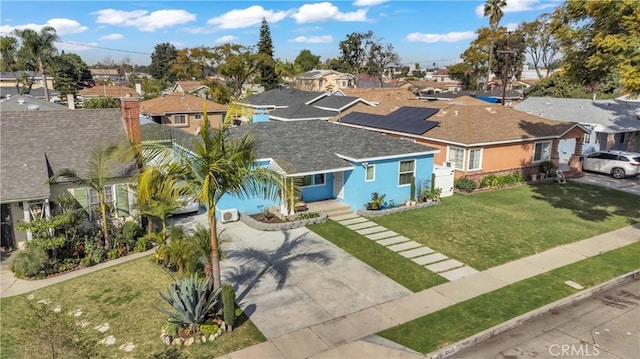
582 151 640 179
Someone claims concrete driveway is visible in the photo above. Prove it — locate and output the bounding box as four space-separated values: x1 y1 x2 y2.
569 172 640 196
172 214 412 340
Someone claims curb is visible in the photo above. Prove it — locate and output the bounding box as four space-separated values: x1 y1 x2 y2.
426 269 640 359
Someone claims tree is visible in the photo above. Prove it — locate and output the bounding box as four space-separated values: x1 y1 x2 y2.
215 44 263 97
492 31 526 86
83 96 120 108
49 145 123 250
0 36 18 72
339 31 375 80
483 0 507 90
149 112 281 289
294 49 320 73
552 0 640 94
51 52 91 94
448 62 478 90
149 42 178 82
257 18 279 90
13 26 59 101
169 47 216 81
366 39 400 87
457 27 493 90
519 14 558 79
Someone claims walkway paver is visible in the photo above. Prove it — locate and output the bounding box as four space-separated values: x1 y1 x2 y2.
366 230 399 241
346 221 378 230
412 252 448 265
426 259 464 273
356 226 388 235
332 214 360 222
399 246 434 258
376 236 410 246
387 241 422 252
271 328 329 359
339 217 369 226
439 266 479 281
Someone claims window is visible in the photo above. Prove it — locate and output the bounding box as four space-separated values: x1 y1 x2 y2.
301 174 325 187
174 115 186 125
583 133 591 144
467 148 482 170
448 147 465 170
398 160 415 186
533 141 551 162
194 114 202 120
89 186 114 217
365 164 375 182
595 132 601 144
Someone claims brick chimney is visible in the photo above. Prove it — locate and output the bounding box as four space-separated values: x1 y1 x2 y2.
121 98 141 146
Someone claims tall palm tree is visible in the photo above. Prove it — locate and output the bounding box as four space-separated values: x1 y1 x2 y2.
483 0 507 91
13 26 59 101
49 145 119 250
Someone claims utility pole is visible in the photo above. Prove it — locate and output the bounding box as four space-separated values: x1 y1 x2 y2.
498 30 516 106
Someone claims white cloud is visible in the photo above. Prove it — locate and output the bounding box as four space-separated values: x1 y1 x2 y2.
405 31 476 43
0 18 87 36
56 41 98 51
207 5 289 29
353 0 387 6
289 35 333 43
99 33 123 40
504 22 519 31
475 0 553 17
214 35 238 44
292 2 368 23
92 9 196 32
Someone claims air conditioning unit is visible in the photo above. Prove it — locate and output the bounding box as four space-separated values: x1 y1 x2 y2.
219 208 239 223
444 161 455 168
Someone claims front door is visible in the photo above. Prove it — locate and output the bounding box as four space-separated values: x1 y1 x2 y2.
1 204 14 252
333 172 344 199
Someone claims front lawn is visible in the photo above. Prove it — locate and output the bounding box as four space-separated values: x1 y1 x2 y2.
308 220 446 292
371 182 639 270
378 241 640 354
0 257 265 359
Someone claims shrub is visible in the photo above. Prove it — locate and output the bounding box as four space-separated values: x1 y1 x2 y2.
199 324 219 336
480 174 500 188
221 284 236 331
502 172 524 185
122 220 143 252
91 247 105 265
455 177 478 192
10 247 49 278
162 322 180 337
366 192 386 210
155 274 221 335
539 161 557 177
295 212 320 220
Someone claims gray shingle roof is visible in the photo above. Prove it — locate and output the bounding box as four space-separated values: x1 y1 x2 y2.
514 97 640 132
243 88 326 107
270 103 337 120
0 87 60 100
0 95 68 111
233 120 438 175
1 109 133 203
310 95 362 111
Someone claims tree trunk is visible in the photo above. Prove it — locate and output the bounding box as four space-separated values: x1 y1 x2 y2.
39 61 50 102
209 208 221 290
486 33 495 91
99 193 110 250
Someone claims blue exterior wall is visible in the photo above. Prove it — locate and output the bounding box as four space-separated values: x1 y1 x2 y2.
301 176 334 201
341 155 434 210
252 108 270 123
215 160 279 216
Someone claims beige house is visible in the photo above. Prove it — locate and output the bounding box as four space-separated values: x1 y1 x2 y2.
140 93 227 134
294 70 356 92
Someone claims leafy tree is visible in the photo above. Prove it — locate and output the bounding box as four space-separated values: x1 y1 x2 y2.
448 62 479 90
339 31 375 80
51 52 92 95
257 18 279 90
141 77 168 100
149 42 178 82
366 39 400 87
552 0 640 94
169 46 216 81
483 0 506 90
456 27 493 89
162 226 198 276
215 43 263 97
0 36 18 72
204 79 232 104
294 49 320 73
15 215 73 261
83 96 120 109
13 26 59 101
492 31 526 85
519 14 559 79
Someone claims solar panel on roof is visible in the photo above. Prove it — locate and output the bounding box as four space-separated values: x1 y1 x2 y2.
341 107 440 135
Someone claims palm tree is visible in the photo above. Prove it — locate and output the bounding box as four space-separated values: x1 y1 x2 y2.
163 226 197 276
49 145 120 250
13 26 59 101
483 0 507 91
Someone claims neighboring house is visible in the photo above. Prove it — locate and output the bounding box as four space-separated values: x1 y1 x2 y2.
333 90 588 180
242 83 265 96
420 89 523 105
237 88 372 122
515 97 640 159
0 71 55 90
89 68 121 82
140 92 227 134
0 100 140 251
399 80 462 95
78 84 139 104
356 75 397 89
169 80 210 99
0 94 69 111
430 69 454 83
294 70 356 92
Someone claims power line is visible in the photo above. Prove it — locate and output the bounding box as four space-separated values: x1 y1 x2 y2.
0 32 151 55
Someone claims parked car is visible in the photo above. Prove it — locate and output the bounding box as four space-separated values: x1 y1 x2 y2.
581 151 640 179
171 194 200 214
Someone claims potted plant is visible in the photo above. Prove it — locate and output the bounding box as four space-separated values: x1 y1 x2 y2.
366 192 386 210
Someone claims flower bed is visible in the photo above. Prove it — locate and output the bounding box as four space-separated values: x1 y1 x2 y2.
357 200 440 217
240 212 329 231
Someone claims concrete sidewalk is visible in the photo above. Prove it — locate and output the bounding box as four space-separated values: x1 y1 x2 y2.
218 223 640 359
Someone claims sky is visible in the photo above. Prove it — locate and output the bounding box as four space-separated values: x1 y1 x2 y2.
0 0 561 67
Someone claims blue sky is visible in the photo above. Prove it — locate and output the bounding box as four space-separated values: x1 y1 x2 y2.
0 0 560 67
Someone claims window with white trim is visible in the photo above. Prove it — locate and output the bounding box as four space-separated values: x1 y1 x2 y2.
398 160 415 186
174 114 186 125
301 174 325 187
365 164 375 182
468 148 482 170
448 147 465 170
533 141 551 162
89 185 114 217
583 133 591 144
194 114 202 120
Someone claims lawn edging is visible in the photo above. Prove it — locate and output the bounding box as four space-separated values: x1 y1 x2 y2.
357 200 440 217
427 269 640 359
240 212 328 231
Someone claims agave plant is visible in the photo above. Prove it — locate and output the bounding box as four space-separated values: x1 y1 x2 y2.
155 274 221 335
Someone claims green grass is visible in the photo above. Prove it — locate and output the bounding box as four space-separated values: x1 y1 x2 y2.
0 257 265 359
378 241 640 353
372 182 640 270
308 220 447 292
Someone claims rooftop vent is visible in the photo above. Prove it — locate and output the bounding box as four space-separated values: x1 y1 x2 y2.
18 98 25 104
27 104 39 111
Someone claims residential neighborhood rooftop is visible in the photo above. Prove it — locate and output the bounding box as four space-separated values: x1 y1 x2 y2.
0 95 68 111
140 92 226 115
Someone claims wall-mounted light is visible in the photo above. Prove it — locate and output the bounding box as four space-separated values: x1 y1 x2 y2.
361 162 369 168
